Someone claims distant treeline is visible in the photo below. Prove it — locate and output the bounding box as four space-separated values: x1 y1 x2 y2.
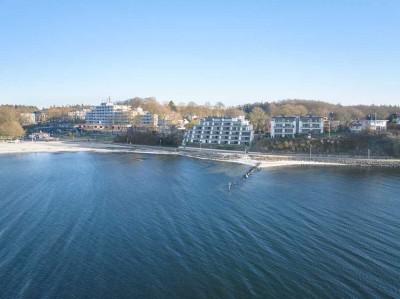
0 104 38 113
118 97 400 126
239 100 400 122
1 98 400 138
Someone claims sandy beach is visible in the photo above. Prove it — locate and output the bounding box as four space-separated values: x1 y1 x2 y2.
3 140 400 168
0 140 351 168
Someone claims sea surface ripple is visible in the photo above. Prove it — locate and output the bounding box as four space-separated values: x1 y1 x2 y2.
0 153 399 298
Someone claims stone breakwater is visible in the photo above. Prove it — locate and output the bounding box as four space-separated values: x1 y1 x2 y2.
249 154 400 168
141 147 400 168
177 151 247 163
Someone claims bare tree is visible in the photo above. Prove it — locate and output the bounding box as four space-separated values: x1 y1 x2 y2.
225 107 244 117
249 107 266 133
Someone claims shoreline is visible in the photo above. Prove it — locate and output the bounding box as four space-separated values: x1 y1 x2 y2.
1 140 399 168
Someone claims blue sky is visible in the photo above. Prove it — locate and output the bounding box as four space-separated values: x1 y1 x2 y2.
0 0 399 108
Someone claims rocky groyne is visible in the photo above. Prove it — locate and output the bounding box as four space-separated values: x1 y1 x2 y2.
250 154 400 168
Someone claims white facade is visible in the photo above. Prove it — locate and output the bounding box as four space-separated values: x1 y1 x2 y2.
298 115 324 135
139 113 158 128
183 116 254 146
360 119 388 131
85 102 133 125
28 131 51 140
82 102 147 132
68 109 91 120
271 115 324 138
270 116 297 138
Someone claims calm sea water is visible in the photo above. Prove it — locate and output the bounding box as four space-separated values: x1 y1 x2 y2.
0 153 399 298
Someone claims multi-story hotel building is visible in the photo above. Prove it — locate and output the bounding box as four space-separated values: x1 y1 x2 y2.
183 116 254 146
271 115 324 138
81 101 160 132
81 101 146 132
85 102 133 125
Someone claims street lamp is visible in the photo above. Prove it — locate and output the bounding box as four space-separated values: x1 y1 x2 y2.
329 112 334 137
328 118 331 137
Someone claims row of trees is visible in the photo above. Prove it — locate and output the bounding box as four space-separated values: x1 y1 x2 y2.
241 100 400 123
118 97 240 119
2 98 399 138
118 97 270 132
40 99 400 137
44 104 91 122
118 98 400 133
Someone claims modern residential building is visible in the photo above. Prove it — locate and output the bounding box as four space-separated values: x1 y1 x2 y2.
139 113 158 128
68 109 91 121
350 118 388 134
270 116 297 138
299 115 324 135
270 115 324 138
361 119 388 131
183 116 254 146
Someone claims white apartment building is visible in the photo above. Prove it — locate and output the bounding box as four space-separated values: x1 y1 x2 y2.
350 119 388 134
361 119 388 131
183 116 254 146
270 116 297 138
299 115 324 135
139 113 158 128
68 109 91 121
271 115 324 138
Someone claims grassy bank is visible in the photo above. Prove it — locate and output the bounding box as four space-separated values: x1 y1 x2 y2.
252 133 400 158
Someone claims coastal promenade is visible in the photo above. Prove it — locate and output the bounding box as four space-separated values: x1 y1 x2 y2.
1 140 400 168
